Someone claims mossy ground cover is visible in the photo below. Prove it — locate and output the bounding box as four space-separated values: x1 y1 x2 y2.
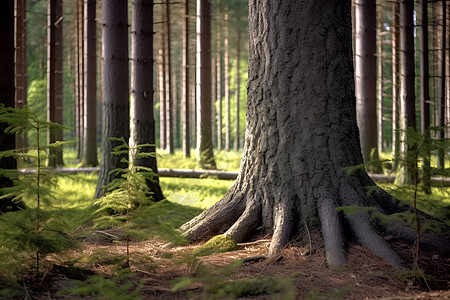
1 150 449 299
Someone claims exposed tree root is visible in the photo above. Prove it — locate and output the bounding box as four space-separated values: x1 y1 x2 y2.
180 174 449 269
318 197 347 266
268 201 294 257
226 199 261 242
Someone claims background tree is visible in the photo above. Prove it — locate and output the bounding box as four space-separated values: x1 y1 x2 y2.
223 5 230 151
130 0 164 202
419 0 432 193
47 0 64 167
165 1 174 154
196 0 216 169
396 0 417 185
15 0 28 151
391 1 400 171
75 0 84 161
437 0 446 169
182 0 191 157
180 0 449 267
355 0 381 172
95 0 130 198
82 0 98 166
215 1 223 151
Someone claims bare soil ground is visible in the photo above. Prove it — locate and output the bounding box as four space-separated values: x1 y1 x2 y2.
24 229 448 300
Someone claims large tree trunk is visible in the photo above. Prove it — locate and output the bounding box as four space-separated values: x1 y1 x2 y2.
47 0 64 167
130 0 164 202
181 0 449 267
355 0 381 172
196 0 216 169
82 0 98 166
95 0 130 199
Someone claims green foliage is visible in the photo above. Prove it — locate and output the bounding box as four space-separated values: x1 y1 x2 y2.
173 260 297 299
0 105 74 276
58 268 143 300
93 137 156 215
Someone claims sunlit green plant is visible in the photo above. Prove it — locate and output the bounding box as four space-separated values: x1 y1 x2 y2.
93 137 158 266
0 105 74 277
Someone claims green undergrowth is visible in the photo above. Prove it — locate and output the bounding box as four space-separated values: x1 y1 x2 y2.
378 184 450 222
172 260 298 299
157 149 243 171
160 177 234 209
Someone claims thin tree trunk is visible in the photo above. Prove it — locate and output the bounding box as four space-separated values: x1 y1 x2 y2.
47 0 64 167
182 0 190 157
95 0 130 198
355 0 380 172
437 0 446 169
165 1 174 154
130 0 164 202
159 46 167 150
420 0 432 194
392 2 400 171
76 0 85 162
224 6 230 151
196 0 216 169
82 0 98 166
396 0 417 185
212 57 216 149
216 2 223 151
14 0 28 151
377 4 383 155
234 30 240 151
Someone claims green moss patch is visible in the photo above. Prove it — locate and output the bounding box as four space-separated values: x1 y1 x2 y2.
192 234 237 257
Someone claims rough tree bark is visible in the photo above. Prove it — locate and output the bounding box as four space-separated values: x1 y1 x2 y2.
180 0 449 267
130 0 164 202
95 0 130 198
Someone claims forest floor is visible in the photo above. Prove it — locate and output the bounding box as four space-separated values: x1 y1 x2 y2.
25 229 449 300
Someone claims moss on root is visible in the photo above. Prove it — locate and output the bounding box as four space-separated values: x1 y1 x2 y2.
192 234 237 257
